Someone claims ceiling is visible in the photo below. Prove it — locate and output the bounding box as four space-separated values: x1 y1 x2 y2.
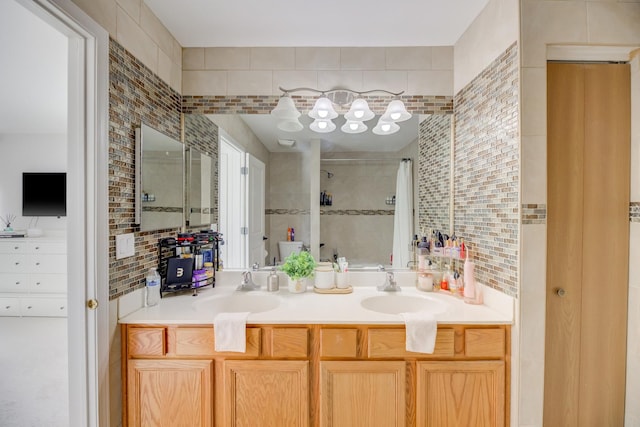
0 0 67 135
144 0 490 47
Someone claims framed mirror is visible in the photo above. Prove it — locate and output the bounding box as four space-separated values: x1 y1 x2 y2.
135 123 184 232
186 148 215 228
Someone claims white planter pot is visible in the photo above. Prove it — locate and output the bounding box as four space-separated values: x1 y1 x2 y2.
287 277 308 293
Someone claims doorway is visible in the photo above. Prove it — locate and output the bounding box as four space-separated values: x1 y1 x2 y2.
544 62 630 426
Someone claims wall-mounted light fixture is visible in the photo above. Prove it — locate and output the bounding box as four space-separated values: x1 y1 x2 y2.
271 87 411 136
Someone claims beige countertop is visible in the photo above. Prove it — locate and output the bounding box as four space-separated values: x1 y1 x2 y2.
118 270 513 325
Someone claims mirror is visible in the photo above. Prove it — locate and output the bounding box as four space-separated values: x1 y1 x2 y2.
135 123 184 232
186 148 215 228
182 113 453 267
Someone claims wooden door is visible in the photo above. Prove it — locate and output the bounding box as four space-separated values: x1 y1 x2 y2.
222 360 309 427
127 359 213 427
246 153 266 268
545 62 630 426
319 361 406 427
416 361 505 427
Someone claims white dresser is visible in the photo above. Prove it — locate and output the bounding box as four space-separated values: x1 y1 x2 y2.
0 236 67 317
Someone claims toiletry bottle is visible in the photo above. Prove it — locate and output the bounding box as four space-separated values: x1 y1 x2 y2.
267 268 279 292
463 249 482 304
291 227 295 241
287 227 291 241
440 264 449 291
145 268 161 307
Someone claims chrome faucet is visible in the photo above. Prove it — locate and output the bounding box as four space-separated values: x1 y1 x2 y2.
377 272 401 292
377 264 385 272
236 271 260 291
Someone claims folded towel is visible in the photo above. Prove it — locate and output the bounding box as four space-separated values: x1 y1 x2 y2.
214 312 250 352
400 311 437 354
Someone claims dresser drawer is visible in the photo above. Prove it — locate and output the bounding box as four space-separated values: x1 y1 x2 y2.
464 328 505 358
0 297 20 316
28 274 67 293
0 254 28 272
20 296 67 317
320 328 358 358
271 327 309 358
0 273 29 292
171 327 261 357
0 241 27 254
27 241 66 254
29 254 67 274
368 328 455 358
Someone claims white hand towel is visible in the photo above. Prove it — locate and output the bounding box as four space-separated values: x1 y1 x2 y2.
214 312 250 353
400 311 437 354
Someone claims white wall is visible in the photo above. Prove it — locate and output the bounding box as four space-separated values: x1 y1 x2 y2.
0 134 67 231
453 0 520 94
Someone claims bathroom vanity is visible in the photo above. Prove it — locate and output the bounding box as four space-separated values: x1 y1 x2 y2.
120 279 511 427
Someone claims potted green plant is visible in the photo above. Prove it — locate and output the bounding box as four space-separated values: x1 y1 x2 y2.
280 250 316 293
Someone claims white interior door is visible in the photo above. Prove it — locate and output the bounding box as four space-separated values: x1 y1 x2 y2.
246 153 265 268
219 137 245 269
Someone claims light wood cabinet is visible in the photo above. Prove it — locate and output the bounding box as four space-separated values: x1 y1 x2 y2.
122 323 510 426
222 360 309 427
320 361 405 427
127 359 213 427
416 361 505 427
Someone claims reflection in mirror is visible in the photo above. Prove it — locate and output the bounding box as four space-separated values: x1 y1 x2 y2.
135 123 184 232
186 148 214 228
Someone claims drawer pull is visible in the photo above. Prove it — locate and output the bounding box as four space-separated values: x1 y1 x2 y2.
15 281 20 285
5 305 10 309
26 306 32 309
35 282 41 286
13 246 18 250
35 247 40 250
59 306 65 310
14 262 20 266
35 262 40 266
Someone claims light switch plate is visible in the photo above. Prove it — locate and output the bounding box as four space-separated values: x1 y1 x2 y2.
116 233 135 259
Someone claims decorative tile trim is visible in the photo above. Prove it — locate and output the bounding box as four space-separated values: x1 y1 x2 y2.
522 204 547 224
142 206 184 213
631 202 640 222
266 209 395 216
183 95 453 115
266 209 311 215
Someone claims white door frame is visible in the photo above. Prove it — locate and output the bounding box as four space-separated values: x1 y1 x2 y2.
16 1 110 425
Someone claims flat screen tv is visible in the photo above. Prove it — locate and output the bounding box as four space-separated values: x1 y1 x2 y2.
22 172 67 217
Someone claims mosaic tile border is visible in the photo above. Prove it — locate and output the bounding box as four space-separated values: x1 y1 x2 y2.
266 209 395 216
183 95 453 115
142 206 184 213
522 204 547 225
631 202 640 222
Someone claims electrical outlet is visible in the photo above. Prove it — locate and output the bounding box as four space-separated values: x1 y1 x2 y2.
116 233 135 259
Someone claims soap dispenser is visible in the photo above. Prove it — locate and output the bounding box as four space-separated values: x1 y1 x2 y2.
267 268 280 292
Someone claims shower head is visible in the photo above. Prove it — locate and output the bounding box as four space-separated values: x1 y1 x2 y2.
321 169 334 179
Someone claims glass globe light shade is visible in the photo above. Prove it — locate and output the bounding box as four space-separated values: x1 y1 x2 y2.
277 118 303 132
372 118 400 135
344 98 374 122
309 118 336 133
308 95 338 120
380 99 411 122
271 94 301 120
341 120 367 134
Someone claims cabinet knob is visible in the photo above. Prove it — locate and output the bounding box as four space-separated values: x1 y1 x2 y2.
15 281 20 285
59 306 65 310
26 306 32 309
35 247 40 250
14 262 20 266
5 306 10 309
556 288 566 297
35 262 40 266
87 299 99 310
13 246 18 250
36 282 41 286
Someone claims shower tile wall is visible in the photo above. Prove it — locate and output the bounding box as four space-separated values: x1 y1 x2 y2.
319 161 397 265
453 41 519 297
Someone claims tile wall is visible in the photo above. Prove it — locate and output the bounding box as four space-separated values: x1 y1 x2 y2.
418 115 451 235
453 42 520 297
71 0 182 92
183 114 219 228
182 46 454 96
109 38 182 299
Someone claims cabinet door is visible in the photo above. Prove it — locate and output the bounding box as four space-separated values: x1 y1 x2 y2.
222 360 308 427
320 361 405 427
127 359 213 427
416 361 505 427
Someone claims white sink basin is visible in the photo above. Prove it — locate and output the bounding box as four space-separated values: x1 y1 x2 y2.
193 293 280 314
360 294 445 315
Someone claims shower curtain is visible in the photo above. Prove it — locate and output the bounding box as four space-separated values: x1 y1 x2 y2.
392 160 413 269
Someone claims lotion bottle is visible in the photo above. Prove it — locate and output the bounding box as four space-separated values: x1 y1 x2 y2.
463 249 482 304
